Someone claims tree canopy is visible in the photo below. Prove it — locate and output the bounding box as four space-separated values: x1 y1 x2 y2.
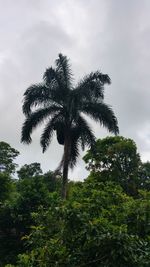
83 136 141 195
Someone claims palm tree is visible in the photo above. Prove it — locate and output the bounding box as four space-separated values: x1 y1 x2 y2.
21 54 119 199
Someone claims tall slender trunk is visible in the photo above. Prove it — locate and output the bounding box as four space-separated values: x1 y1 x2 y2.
62 134 71 199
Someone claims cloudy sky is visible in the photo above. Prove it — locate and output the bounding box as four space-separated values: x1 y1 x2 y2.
0 0 150 179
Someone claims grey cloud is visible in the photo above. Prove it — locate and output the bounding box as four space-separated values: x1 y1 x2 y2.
78 0 150 157
0 0 150 179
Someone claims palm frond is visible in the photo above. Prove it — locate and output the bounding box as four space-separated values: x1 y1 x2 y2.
69 137 80 169
43 67 56 85
55 53 73 90
82 102 119 135
43 66 63 90
21 105 61 144
75 71 111 102
40 112 64 152
69 114 96 168
43 59 72 104
23 84 50 116
76 115 96 150
40 119 56 153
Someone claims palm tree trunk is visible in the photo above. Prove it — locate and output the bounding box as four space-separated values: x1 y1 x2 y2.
62 134 71 199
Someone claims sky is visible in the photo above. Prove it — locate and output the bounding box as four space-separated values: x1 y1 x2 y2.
0 0 150 180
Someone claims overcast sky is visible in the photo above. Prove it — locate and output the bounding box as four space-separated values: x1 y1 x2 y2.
0 0 150 180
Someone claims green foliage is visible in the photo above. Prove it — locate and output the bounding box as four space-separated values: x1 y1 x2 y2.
138 162 150 190
83 136 141 195
16 175 49 212
43 171 62 193
0 141 19 174
0 172 13 202
0 202 24 266
17 163 42 179
0 174 50 266
10 180 150 267
127 190 150 237
1 138 150 266
0 167 62 265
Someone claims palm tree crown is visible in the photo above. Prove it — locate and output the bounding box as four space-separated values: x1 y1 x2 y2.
21 54 119 198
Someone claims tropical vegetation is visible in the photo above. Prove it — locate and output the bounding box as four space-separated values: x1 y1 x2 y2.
0 138 150 266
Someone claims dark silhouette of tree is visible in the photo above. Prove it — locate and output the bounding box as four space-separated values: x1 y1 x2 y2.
21 54 119 199
0 141 19 174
